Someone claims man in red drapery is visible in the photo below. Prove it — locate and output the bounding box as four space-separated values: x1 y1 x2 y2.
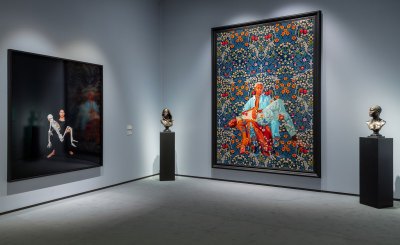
228 82 273 156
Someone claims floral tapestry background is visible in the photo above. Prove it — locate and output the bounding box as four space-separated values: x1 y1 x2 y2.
214 14 319 175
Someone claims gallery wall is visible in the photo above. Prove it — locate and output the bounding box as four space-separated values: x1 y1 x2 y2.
1 0 399 214
160 0 400 197
0 0 162 213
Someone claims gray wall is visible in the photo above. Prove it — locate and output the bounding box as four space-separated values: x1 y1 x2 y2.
1 0 399 214
0 0 162 213
160 0 400 197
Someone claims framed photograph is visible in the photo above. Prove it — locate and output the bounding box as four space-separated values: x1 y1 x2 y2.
212 11 321 177
8 50 103 181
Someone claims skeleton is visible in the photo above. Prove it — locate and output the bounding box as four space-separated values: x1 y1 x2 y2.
47 114 78 148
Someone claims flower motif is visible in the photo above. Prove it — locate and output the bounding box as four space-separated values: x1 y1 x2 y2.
281 87 290 94
282 145 290 152
299 29 308 35
281 29 290 36
299 88 308 95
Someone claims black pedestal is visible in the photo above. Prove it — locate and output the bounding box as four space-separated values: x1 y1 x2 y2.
359 137 393 208
160 131 175 181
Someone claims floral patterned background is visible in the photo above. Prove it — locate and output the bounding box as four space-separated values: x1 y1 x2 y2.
215 16 317 173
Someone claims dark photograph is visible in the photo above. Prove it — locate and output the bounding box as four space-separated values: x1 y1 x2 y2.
8 50 103 181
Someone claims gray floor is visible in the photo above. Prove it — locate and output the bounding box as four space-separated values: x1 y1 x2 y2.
0 176 399 245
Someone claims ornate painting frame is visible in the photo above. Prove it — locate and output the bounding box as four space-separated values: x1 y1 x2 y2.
212 11 321 177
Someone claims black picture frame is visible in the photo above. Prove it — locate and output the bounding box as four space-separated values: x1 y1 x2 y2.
8 49 103 181
212 11 321 177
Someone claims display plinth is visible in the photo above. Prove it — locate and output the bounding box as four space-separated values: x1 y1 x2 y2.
359 137 393 208
160 131 175 181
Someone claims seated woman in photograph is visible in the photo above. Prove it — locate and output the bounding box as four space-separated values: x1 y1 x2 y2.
47 109 78 158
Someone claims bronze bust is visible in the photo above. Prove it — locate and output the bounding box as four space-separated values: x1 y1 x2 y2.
161 108 173 132
366 105 386 137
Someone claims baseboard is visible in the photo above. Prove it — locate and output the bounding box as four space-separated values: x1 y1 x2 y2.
2 173 398 216
176 174 400 201
0 173 159 216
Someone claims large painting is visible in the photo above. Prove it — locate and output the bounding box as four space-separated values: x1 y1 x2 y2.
8 50 103 181
212 11 321 177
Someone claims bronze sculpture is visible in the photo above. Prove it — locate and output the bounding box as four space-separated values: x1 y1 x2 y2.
366 105 386 137
161 108 173 132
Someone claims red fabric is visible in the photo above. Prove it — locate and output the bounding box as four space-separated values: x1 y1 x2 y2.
228 118 272 156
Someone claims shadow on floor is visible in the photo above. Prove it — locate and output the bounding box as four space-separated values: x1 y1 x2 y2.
395 176 400 200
